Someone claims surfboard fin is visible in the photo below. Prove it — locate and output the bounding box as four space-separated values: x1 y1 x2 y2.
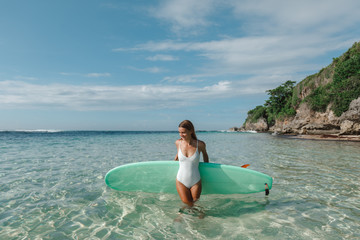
241 164 250 168
265 183 270 195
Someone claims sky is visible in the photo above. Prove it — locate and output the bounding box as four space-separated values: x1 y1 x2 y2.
1 0 360 131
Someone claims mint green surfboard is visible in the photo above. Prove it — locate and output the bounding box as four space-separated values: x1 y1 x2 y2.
105 161 273 195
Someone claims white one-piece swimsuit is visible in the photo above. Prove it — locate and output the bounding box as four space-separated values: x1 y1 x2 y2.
176 140 201 189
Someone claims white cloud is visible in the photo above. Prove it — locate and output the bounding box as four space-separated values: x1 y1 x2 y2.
144 0 360 77
85 73 111 78
230 0 360 35
151 0 360 36
122 35 356 78
0 80 260 111
14 76 39 81
146 54 179 61
127 66 166 73
60 72 74 76
162 74 203 83
151 0 217 34
60 72 112 78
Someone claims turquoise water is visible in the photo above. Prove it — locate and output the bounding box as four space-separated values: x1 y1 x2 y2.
0 131 359 239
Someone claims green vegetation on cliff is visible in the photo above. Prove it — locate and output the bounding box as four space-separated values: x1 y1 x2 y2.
307 41 360 116
265 80 296 125
244 41 360 127
245 80 296 125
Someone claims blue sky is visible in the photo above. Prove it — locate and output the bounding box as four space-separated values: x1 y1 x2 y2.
1 0 359 131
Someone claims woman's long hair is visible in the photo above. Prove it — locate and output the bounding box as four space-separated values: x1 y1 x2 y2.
179 120 197 140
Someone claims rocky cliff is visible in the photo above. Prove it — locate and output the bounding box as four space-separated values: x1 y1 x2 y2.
239 41 360 136
269 97 360 135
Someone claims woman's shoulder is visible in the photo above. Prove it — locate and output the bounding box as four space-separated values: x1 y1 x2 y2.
197 139 206 148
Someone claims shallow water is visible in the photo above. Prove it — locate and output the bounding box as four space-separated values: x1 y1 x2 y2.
0 131 359 239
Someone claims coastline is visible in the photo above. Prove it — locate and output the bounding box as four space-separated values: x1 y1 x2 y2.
280 134 360 142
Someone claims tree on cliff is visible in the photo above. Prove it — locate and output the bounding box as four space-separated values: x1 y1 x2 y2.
246 105 267 123
244 80 296 127
264 80 296 125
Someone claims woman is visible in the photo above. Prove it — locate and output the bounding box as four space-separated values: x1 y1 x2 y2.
175 120 209 207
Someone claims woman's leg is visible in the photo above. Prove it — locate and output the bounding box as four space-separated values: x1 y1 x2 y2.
190 180 202 203
176 180 202 207
176 180 194 207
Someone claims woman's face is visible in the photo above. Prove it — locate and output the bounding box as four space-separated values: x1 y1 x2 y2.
178 127 191 140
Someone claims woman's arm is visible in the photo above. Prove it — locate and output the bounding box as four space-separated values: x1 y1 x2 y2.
174 140 179 161
199 140 209 162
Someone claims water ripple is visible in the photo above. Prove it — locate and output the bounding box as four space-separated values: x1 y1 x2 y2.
0 131 359 239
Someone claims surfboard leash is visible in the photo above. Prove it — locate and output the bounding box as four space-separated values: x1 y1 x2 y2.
265 183 270 195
